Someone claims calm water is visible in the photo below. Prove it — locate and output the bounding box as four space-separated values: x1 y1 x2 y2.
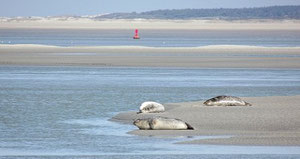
0 66 300 158
0 29 300 47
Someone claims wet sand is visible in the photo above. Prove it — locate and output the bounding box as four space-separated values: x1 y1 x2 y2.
1 44 300 68
112 95 300 146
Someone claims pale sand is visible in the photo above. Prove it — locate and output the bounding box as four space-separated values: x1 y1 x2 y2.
1 18 300 30
112 95 300 146
1 44 300 68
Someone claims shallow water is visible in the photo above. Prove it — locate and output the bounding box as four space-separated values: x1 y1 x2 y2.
0 66 300 158
1 29 300 47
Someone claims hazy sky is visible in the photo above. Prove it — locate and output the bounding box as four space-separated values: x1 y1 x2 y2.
1 0 300 17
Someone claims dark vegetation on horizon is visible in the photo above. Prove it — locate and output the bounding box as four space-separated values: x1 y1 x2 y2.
96 6 300 20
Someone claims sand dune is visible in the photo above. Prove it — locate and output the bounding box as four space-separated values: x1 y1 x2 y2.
1 18 300 30
112 95 300 146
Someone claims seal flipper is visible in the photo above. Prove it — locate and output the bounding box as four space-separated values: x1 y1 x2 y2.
185 122 194 130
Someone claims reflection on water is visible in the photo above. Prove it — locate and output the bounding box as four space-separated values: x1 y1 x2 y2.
0 66 300 157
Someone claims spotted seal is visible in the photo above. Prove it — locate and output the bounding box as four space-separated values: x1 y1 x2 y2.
133 117 194 130
203 95 252 106
138 101 165 113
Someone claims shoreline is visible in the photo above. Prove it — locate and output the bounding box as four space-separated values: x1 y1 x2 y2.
1 19 300 30
1 44 300 68
111 95 300 146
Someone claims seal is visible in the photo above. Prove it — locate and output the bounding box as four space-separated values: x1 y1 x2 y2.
133 117 194 130
138 101 165 113
203 95 252 106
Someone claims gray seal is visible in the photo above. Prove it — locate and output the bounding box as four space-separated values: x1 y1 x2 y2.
133 117 194 130
138 101 165 114
203 95 252 106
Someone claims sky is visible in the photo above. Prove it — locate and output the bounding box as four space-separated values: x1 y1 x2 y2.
1 0 300 17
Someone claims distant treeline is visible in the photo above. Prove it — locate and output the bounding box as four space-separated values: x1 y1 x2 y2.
97 6 300 19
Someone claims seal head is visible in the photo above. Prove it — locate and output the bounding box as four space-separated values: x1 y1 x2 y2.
133 119 151 130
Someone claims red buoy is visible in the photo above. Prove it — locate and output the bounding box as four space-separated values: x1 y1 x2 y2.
133 29 140 39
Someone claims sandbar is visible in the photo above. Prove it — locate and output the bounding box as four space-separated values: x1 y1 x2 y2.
1 44 300 68
112 95 300 146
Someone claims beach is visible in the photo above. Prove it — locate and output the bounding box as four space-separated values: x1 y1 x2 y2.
1 44 300 68
1 18 300 30
112 95 300 146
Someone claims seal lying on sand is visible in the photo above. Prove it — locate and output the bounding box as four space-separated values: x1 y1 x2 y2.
203 95 252 106
133 117 194 130
138 101 165 113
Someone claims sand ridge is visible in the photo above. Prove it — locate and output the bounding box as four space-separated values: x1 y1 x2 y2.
1 44 300 68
